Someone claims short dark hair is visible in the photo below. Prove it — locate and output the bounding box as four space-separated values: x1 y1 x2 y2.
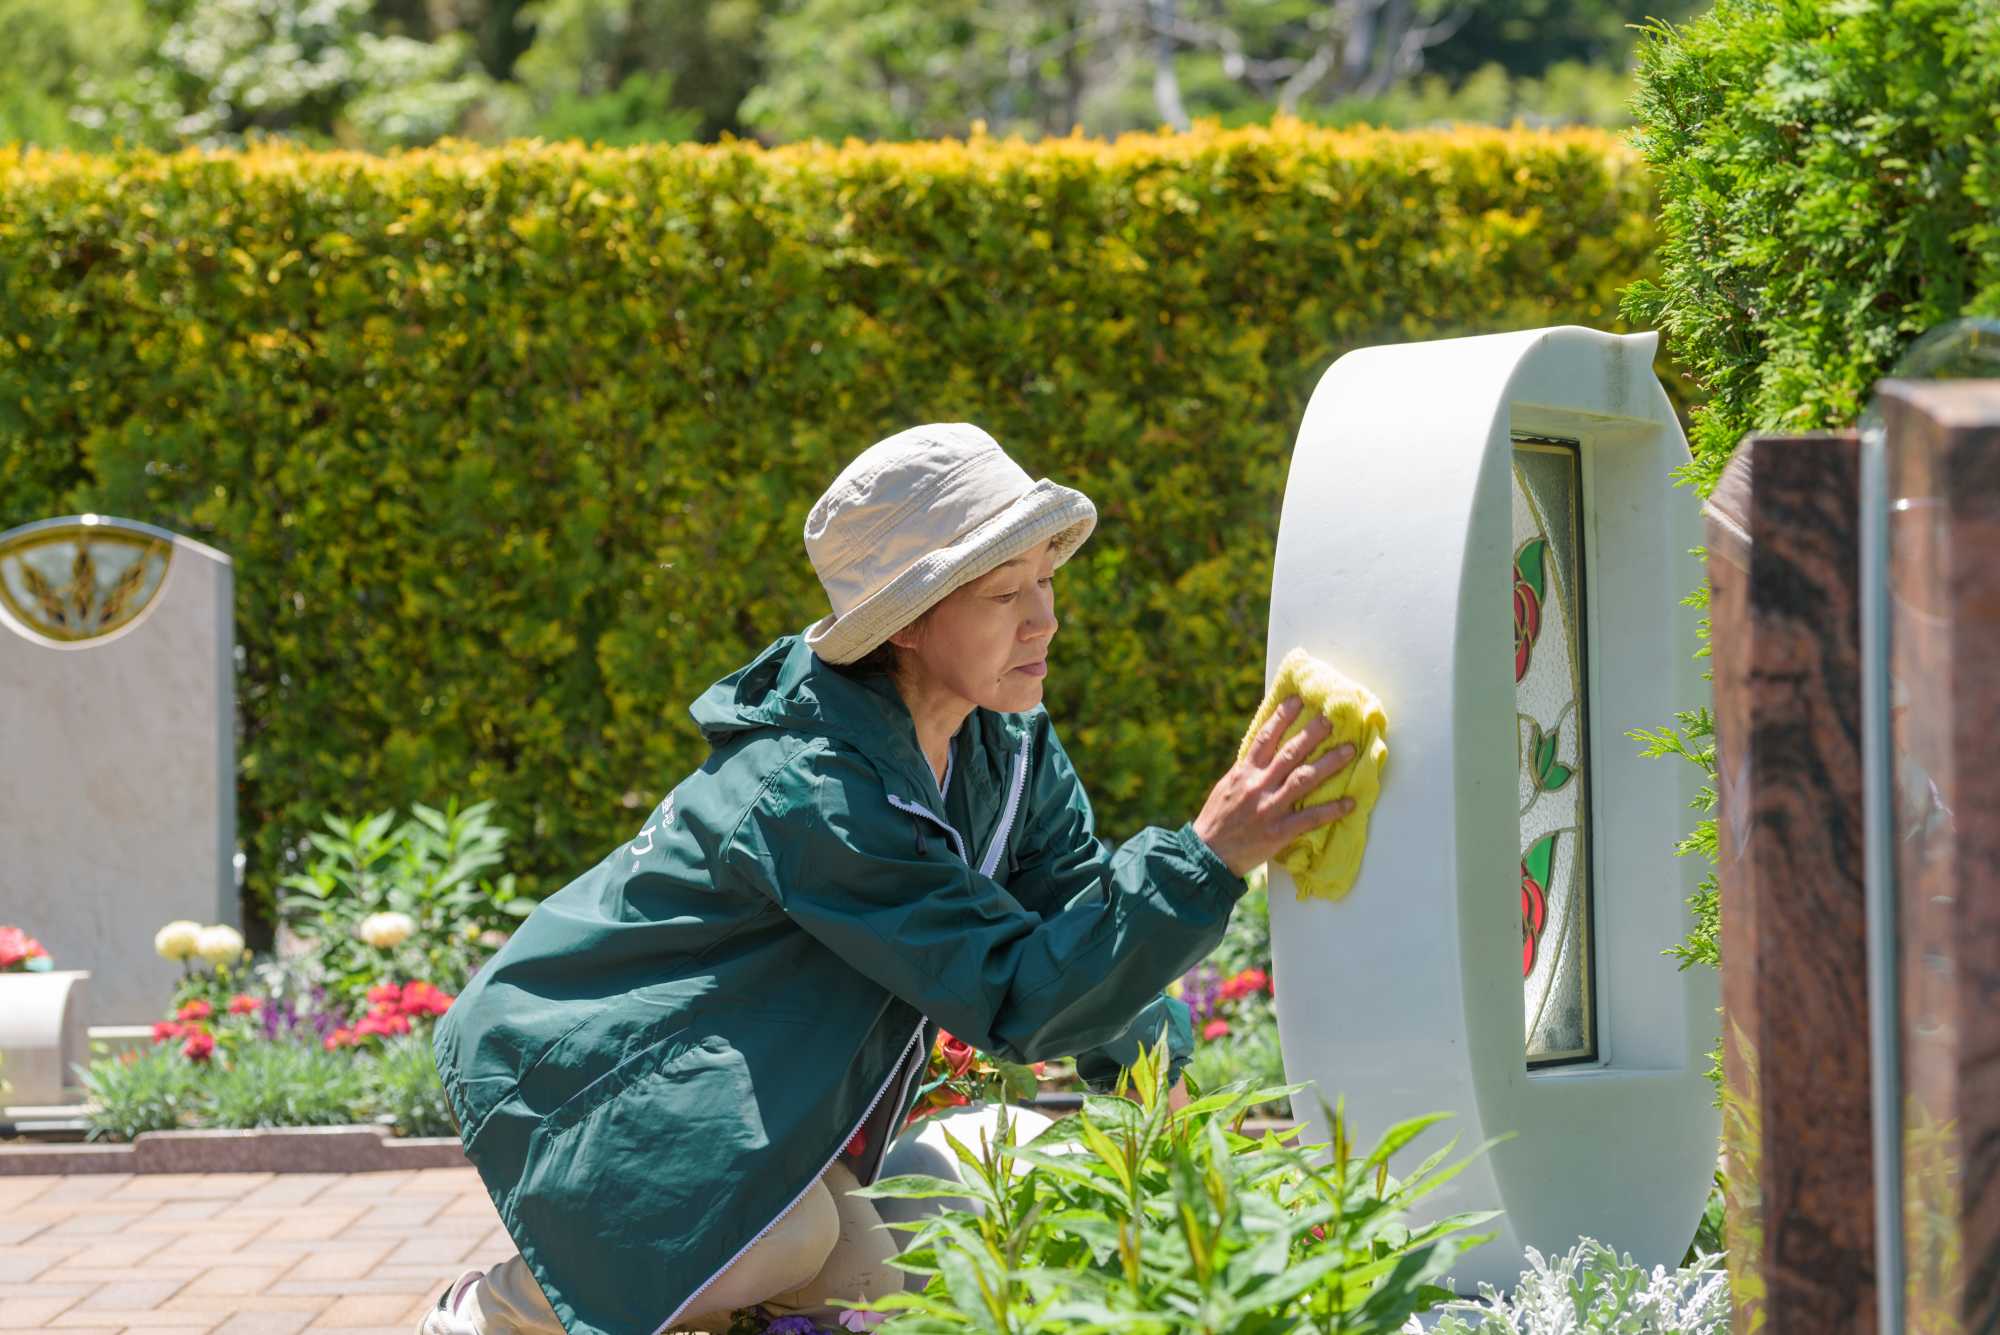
830 638 901 678
823 604 934 680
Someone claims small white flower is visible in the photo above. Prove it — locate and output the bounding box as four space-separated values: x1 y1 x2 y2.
154 920 203 962
196 923 246 967
358 911 417 950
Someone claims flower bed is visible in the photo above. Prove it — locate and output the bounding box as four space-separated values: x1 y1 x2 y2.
68 800 514 1142
1171 865 1289 1117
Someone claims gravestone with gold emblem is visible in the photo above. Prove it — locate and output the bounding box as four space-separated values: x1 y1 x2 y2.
0 515 237 1028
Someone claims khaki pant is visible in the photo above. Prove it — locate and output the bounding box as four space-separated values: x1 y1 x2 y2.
455 1163 903 1334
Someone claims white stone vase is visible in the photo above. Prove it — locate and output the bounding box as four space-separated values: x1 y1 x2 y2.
0 969 91 1107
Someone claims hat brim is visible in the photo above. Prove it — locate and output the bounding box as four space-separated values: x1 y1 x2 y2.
805 480 1097 666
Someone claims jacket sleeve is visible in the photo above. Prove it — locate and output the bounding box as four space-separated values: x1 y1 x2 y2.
1003 712 1225 1092
723 737 1245 1069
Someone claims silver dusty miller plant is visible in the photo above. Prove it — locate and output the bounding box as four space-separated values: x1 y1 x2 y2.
1406 1237 1731 1335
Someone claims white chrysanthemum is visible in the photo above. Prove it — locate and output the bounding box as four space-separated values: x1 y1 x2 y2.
154 920 202 962
358 911 417 950
195 923 246 967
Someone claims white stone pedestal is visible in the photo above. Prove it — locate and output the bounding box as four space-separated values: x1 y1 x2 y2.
0 969 91 1107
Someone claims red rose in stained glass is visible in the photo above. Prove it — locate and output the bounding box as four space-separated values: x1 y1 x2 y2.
1513 539 1547 684
1520 832 1557 978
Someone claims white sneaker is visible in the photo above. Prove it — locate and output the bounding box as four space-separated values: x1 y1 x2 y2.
416 1269 486 1335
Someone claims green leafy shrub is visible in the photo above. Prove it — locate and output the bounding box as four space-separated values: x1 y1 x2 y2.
77 1042 201 1141
200 1040 369 1129
1621 0 2000 1040
79 1023 453 1140
0 127 1658 913
277 799 527 1006
366 1032 460 1137
859 1036 1495 1333
1415 1237 1730 1334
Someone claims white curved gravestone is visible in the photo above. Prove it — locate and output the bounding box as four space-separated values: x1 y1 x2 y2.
1265 327 1718 1290
0 515 237 1029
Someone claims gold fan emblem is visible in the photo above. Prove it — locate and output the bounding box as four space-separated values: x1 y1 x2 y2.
0 516 174 642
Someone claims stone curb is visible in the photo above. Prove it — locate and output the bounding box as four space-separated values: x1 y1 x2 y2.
0 1110 1299 1176
0 1123 470 1175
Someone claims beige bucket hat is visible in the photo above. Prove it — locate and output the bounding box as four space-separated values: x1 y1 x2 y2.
803 423 1098 665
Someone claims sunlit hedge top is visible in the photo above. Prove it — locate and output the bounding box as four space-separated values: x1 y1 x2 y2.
1623 0 2000 492
0 123 1655 912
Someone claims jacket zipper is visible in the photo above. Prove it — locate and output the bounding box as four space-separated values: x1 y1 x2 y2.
887 735 1031 877
657 1019 928 1335
886 793 967 863
978 735 1032 879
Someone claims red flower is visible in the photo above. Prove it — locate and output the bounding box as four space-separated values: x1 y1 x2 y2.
399 982 453 1017
0 926 49 970
181 1029 215 1062
1521 864 1548 977
846 1128 868 1158
1310 1224 1327 1242
937 1031 976 1078
1202 1019 1231 1041
366 982 404 1007
358 1010 412 1038
227 994 261 1016
1221 967 1272 1002
151 1020 184 1043
325 1028 356 1051
177 999 213 1022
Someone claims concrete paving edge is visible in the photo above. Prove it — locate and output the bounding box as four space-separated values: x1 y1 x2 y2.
0 1123 470 1174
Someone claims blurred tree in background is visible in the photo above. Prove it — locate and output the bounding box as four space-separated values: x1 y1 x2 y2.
0 0 1699 151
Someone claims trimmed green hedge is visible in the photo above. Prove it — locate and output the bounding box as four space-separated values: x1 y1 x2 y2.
0 125 1657 914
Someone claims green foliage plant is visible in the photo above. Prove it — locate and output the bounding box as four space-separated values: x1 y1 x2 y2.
365 1032 461 1138
1416 1237 1730 1335
77 1026 454 1140
1620 0 2000 1065
277 799 528 1007
0 127 1656 913
77 1042 201 1141
199 1039 370 1129
1178 865 1288 1117
857 1034 1496 1333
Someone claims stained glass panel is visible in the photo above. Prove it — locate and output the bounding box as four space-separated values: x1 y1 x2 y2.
1512 438 1597 1065
0 521 172 642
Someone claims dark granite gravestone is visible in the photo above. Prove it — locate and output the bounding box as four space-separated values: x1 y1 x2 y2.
1707 433 1879 1335
1875 380 2000 1335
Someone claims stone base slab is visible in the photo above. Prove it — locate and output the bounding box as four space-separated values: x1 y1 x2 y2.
0 1123 469 1174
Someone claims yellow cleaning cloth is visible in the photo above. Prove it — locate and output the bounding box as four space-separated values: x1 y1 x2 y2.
1234 648 1389 902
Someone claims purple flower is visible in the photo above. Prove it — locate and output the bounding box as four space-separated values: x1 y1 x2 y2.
1179 963 1224 1022
766 1318 823 1335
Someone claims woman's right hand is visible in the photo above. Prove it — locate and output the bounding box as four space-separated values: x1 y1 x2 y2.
1191 694 1360 878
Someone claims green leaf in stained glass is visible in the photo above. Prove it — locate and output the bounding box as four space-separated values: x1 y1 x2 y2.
1514 537 1547 603
1542 763 1575 790
1523 831 1559 888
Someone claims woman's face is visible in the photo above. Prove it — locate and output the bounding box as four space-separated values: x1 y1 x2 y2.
889 537 1060 716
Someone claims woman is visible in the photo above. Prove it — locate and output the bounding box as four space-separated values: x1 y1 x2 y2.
421 423 1360 1335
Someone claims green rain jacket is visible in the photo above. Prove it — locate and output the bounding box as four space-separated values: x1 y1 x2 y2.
432 630 1248 1335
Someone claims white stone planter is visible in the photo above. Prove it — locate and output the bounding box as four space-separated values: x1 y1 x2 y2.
0 969 90 1107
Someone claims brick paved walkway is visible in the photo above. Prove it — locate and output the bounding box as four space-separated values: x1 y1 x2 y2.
0 1169 512 1334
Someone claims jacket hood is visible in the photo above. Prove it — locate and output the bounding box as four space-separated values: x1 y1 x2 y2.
687 630 1026 790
